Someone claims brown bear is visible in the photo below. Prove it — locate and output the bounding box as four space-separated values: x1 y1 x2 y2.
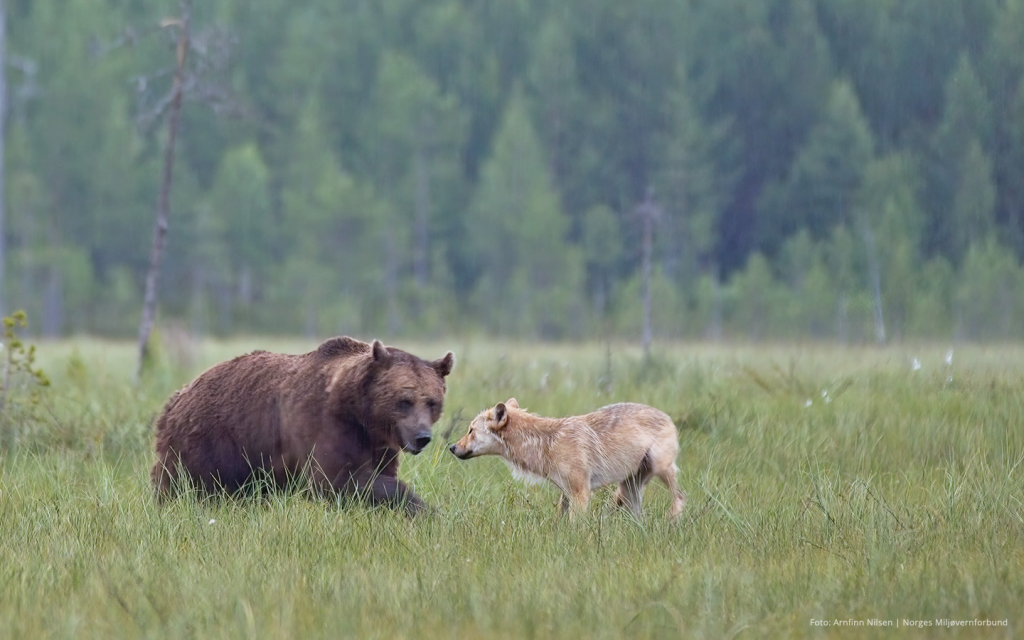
151 336 454 515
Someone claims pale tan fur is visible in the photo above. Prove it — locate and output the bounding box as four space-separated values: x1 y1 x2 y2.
450 399 687 520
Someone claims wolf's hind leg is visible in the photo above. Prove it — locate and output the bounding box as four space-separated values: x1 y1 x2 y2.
613 478 644 517
653 461 687 519
615 452 653 517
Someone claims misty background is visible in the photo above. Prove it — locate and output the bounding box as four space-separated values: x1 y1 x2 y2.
3 0 1024 343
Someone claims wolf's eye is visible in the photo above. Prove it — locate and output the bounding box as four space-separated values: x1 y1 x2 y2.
397 399 414 412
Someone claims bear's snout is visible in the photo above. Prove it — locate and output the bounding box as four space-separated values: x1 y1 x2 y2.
404 431 432 455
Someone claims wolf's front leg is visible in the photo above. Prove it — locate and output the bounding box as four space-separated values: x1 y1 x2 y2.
559 483 591 520
558 494 571 515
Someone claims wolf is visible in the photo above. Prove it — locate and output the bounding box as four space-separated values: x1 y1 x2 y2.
449 398 686 519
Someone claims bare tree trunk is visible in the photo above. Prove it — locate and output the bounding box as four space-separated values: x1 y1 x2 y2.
303 304 317 339
592 276 607 318
0 0 7 318
42 266 62 336
413 145 430 288
136 3 190 382
863 226 886 344
707 270 722 342
635 187 661 360
837 294 848 344
214 280 231 335
188 268 207 337
641 205 653 358
384 231 400 335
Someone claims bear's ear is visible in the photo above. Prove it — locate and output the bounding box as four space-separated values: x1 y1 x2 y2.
318 336 366 358
432 352 455 378
371 340 392 365
493 402 509 430
505 397 519 409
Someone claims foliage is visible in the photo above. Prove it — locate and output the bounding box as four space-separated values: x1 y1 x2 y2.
954 239 1023 340
5 0 1024 342
759 80 874 253
0 311 50 448
467 92 585 338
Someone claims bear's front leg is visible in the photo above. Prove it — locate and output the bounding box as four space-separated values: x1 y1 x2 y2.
311 450 429 516
351 466 427 516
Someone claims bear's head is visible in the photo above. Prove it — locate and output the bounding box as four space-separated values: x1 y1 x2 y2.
363 340 454 455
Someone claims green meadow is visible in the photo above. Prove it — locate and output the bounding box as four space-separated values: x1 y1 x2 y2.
1 338 1021 638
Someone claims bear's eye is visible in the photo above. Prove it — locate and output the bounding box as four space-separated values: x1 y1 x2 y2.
397 399 414 412
426 399 438 410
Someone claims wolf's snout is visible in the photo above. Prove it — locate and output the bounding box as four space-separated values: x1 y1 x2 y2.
448 443 456 453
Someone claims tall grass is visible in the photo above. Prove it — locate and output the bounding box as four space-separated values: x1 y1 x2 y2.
1 338 1021 638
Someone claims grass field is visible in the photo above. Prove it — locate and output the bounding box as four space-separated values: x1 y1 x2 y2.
1 337 1021 638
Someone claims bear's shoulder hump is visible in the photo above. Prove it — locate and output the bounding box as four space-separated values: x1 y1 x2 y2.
317 336 369 359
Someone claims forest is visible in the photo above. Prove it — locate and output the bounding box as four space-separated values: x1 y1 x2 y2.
4 0 1024 342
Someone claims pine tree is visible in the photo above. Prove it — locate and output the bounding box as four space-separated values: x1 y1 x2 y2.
926 53 994 261
467 92 583 337
759 80 875 253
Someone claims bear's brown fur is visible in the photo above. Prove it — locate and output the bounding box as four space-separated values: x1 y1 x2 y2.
151 336 454 514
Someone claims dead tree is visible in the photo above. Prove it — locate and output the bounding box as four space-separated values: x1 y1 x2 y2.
0 0 7 318
117 3 241 382
1 52 38 322
634 186 663 360
136 3 191 383
863 225 886 345
413 136 431 289
0 5 35 320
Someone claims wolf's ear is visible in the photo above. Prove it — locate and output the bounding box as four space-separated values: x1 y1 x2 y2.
494 402 509 429
505 397 519 409
371 340 392 365
432 352 455 378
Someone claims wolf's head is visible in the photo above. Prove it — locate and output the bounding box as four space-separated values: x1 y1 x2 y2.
448 398 519 459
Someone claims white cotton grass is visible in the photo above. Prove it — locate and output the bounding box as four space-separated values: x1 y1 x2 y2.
909 350 954 382
804 392 832 408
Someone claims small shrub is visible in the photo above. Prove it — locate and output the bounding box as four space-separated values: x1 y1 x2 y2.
0 311 51 449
